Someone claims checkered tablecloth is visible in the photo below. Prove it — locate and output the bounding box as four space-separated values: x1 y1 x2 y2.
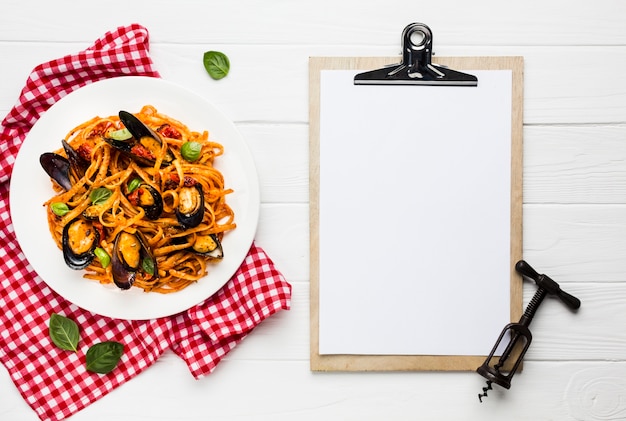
0 24 291 421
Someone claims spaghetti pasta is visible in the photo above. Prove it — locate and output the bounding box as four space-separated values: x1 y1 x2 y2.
42 105 235 293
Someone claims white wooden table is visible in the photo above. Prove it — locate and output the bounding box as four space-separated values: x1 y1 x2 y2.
1 1 625 420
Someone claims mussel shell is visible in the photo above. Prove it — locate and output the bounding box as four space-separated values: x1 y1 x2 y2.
103 136 156 168
111 263 136 290
175 183 204 228
40 141 90 191
111 233 137 290
190 233 223 259
135 184 163 220
40 152 72 191
62 218 99 270
111 230 157 290
104 136 133 153
115 110 173 167
62 139 89 179
118 110 159 141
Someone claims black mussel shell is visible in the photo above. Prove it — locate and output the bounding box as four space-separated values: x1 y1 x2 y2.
111 265 135 291
134 184 163 220
41 140 90 191
175 183 204 228
115 111 173 167
190 233 223 260
111 231 141 289
118 110 158 141
40 152 72 191
103 135 154 167
62 218 99 270
103 135 133 153
61 139 89 179
111 230 157 290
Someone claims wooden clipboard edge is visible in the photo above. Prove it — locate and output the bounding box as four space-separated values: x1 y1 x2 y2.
309 56 524 372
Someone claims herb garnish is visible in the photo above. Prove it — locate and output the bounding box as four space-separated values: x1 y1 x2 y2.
48 314 124 374
203 51 230 80
142 256 156 276
127 177 142 193
108 128 132 141
89 187 112 205
181 141 202 162
85 341 124 374
51 202 70 217
94 247 111 268
49 313 80 352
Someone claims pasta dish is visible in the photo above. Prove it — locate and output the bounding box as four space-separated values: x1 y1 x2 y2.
39 105 235 293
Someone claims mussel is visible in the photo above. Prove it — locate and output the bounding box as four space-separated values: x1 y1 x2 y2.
176 183 204 228
62 218 100 270
189 233 223 260
40 152 72 191
111 229 157 290
61 139 90 179
40 140 90 191
105 111 174 167
82 203 108 220
127 183 163 220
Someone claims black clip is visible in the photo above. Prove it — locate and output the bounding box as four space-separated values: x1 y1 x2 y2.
476 260 581 402
354 23 478 86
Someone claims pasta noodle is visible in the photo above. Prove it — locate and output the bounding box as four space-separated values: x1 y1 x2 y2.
42 105 235 293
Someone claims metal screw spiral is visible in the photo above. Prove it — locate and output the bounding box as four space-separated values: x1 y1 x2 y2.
478 380 493 402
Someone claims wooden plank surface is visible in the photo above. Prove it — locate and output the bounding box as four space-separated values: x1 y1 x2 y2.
1 0 624 420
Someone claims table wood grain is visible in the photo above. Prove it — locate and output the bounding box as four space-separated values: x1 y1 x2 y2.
1 1 625 419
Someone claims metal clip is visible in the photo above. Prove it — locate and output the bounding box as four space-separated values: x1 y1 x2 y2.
354 23 478 86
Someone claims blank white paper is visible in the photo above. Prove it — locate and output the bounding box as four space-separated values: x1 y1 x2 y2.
318 69 512 355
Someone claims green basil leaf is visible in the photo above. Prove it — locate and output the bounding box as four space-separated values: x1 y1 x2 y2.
51 202 70 216
108 128 132 141
86 341 124 374
203 51 230 80
127 178 142 193
181 141 202 162
142 257 155 276
49 313 80 352
94 247 111 268
90 187 112 205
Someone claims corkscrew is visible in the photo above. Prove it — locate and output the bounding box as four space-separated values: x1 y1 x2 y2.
476 260 581 402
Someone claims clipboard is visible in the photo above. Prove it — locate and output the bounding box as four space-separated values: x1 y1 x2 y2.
309 23 524 372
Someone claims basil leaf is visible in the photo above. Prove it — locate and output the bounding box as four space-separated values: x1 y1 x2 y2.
203 51 230 80
108 128 132 141
51 202 70 216
94 247 111 268
86 341 124 374
181 141 202 162
127 178 142 193
142 257 155 276
49 313 80 352
90 187 112 205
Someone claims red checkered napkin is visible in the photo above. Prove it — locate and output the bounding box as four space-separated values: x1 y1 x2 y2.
0 24 291 421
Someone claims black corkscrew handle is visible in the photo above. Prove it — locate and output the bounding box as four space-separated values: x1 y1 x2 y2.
515 260 581 310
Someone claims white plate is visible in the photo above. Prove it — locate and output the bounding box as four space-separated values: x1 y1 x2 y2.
10 76 259 320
